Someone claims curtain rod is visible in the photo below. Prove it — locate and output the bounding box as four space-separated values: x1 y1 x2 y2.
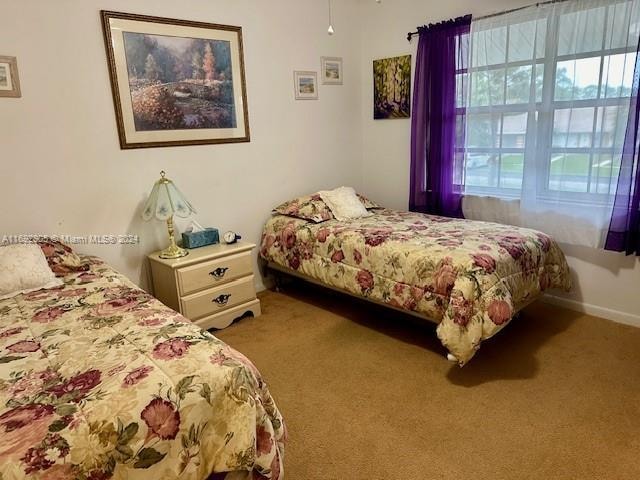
406 0 570 41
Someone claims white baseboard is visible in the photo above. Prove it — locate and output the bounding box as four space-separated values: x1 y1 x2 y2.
542 294 640 328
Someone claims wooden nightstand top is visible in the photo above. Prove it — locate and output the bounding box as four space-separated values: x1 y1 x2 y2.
148 241 255 269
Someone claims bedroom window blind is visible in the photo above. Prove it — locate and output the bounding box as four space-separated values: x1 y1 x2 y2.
461 0 640 247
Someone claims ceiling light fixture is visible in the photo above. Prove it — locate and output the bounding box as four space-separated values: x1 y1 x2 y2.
327 0 334 35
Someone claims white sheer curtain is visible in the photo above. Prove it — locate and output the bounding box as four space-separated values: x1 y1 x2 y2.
462 0 640 247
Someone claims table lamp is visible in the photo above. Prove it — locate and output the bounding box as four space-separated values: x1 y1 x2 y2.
142 170 196 259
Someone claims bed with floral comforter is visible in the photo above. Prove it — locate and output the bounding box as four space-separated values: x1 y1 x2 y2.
260 208 571 365
0 257 285 480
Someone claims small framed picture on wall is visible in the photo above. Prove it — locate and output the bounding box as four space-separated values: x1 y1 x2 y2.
294 71 318 100
321 56 343 85
0 56 21 98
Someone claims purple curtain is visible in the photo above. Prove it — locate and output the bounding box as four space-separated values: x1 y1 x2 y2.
409 15 471 217
605 39 640 255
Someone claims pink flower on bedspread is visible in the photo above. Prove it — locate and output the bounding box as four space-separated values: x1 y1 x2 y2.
364 233 388 247
23 288 62 301
138 317 165 327
0 404 54 433
298 242 314 260
499 241 525 260
122 365 153 388
433 258 456 296
93 296 139 316
287 254 300 270
280 224 297 250
48 370 102 401
261 234 276 257
411 287 425 302
141 398 180 441
315 228 330 243
282 203 300 215
152 338 191 360
0 404 54 462
58 288 87 298
471 253 496 274
487 300 512 326
356 270 374 293
8 368 59 399
255 424 274 456
331 250 345 263
32 306 66 323
450 291 473 327
77 272 99 284
6 340 40 353
0 326 25 338
270 450 282 479
353 249 362 265
536 232 552 252
403 298 417 311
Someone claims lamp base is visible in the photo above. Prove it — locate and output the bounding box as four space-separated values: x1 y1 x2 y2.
159 244 189 259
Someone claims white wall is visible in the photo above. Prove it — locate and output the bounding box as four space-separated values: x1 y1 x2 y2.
358 0 640 326
0 0 363 290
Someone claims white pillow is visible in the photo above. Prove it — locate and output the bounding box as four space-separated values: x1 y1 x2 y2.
0 244 63 300
319 186 373 222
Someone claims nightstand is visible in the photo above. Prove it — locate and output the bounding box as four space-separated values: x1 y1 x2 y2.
148 241 261 330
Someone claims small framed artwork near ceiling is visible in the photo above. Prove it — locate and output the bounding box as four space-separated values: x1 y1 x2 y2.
373 55 411 119
321 57 343 85
101 11 250 149
294 71 318 100
0 56 21 98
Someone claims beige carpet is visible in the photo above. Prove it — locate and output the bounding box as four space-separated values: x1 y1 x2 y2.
216 283 640 480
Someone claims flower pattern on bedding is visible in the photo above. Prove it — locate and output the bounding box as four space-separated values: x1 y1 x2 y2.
0 259 285 480
260 208 571 365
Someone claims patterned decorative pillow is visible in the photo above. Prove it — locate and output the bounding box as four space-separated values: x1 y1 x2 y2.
273 193 334 223
319 187 374 222
357 193 382 209
38 240 91 277
0 244 63 300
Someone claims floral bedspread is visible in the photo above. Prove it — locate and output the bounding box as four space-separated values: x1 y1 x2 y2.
0 258 285 480
260 209 571 365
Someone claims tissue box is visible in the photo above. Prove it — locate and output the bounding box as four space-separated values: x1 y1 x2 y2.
182 228 219 249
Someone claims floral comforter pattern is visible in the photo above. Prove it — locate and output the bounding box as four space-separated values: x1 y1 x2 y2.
260 209 571 365
0 258 285 480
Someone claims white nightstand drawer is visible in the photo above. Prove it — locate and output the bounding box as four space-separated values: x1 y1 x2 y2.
177 251 252 296
180 275 256 320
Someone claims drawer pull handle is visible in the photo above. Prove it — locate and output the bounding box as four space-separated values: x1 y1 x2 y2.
209 267 229 279
212 294 231 306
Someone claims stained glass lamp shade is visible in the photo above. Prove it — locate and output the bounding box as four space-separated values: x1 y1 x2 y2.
142 171 196 259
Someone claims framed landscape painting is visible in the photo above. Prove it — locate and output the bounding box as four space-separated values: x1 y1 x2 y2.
0 56 21 98
321 57 343 85
294 71 318 100
373 55 411 119
101 11 250 149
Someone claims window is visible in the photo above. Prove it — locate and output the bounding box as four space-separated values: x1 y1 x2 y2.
462 1 638 202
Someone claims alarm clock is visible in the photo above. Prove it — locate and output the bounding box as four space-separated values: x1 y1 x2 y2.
223 231 241 244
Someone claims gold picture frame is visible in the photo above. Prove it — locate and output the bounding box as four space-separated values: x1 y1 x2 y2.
101 11 250 149
0 56 21 98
